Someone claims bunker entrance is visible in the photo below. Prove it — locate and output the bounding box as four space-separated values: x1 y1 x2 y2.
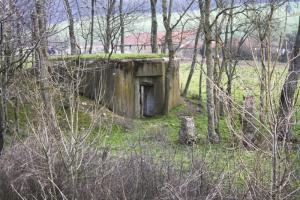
140 84 155 117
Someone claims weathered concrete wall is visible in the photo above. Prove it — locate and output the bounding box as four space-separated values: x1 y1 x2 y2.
80 62 115 101
53 58 181 118
168 61 181 111
112 61 136 117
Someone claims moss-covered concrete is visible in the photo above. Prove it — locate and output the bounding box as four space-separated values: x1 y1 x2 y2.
50 53 166 62
53 57 181 118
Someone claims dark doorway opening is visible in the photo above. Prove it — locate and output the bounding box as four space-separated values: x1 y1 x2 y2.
140 84 155 117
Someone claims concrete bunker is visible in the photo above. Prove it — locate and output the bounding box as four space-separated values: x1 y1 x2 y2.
54 57 181 118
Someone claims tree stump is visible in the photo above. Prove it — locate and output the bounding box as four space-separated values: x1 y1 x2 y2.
179 116 197 145
241 95 257 149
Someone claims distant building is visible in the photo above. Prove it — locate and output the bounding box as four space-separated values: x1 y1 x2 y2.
119 31 216 57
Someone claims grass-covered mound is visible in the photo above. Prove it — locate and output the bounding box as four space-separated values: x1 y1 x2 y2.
50 53 166 62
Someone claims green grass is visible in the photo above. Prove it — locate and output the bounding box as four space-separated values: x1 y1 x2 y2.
50 53 166 62
180 61 288 103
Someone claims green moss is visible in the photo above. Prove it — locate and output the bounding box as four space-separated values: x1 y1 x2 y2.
50 53 166 62
7 102 32 128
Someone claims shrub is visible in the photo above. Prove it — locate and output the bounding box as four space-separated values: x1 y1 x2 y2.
0 138 213 200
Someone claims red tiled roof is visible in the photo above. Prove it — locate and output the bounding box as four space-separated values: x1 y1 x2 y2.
123 31 217 49
124 31 197 46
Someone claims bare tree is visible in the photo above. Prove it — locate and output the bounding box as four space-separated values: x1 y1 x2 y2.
161 0 195 114
119 0 125 53
198 43 205 106
247 2 276 124
104 0 117 53
89 0 96 54
161 0 176 113
0 1 10 154
277 16 300 141
202 0 220 143
33 0 59 138
150 0 158 53
0 0 34 153
182 19 201 98
63 0 77 54
223 1 250 99
95 0 145 53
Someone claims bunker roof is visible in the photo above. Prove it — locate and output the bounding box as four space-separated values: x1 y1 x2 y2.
50 53 166 62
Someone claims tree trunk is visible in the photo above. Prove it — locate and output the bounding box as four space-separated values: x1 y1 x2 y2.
63 0 77 55
203 0 219 143
179 116 197 145
34 0 59 138
162 0 175 114
199 44 205 107
0 29 6 155
104 0 116 53
277 16 300 141
119 0 125 53
16 9 23 68
0 0 14 154
36 0 48 57
0 79 3 153
0 129 3 154
259 45 267 124
0 97 3 153
89 0 95 54
242 95 256 149
213 21 221 127
163 29 175 114
161 0 193 113
1 39 9 154
150 0 158 53
182 22 201 97
258 5 274 126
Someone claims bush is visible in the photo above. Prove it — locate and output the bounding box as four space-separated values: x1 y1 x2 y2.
0 138 213 200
